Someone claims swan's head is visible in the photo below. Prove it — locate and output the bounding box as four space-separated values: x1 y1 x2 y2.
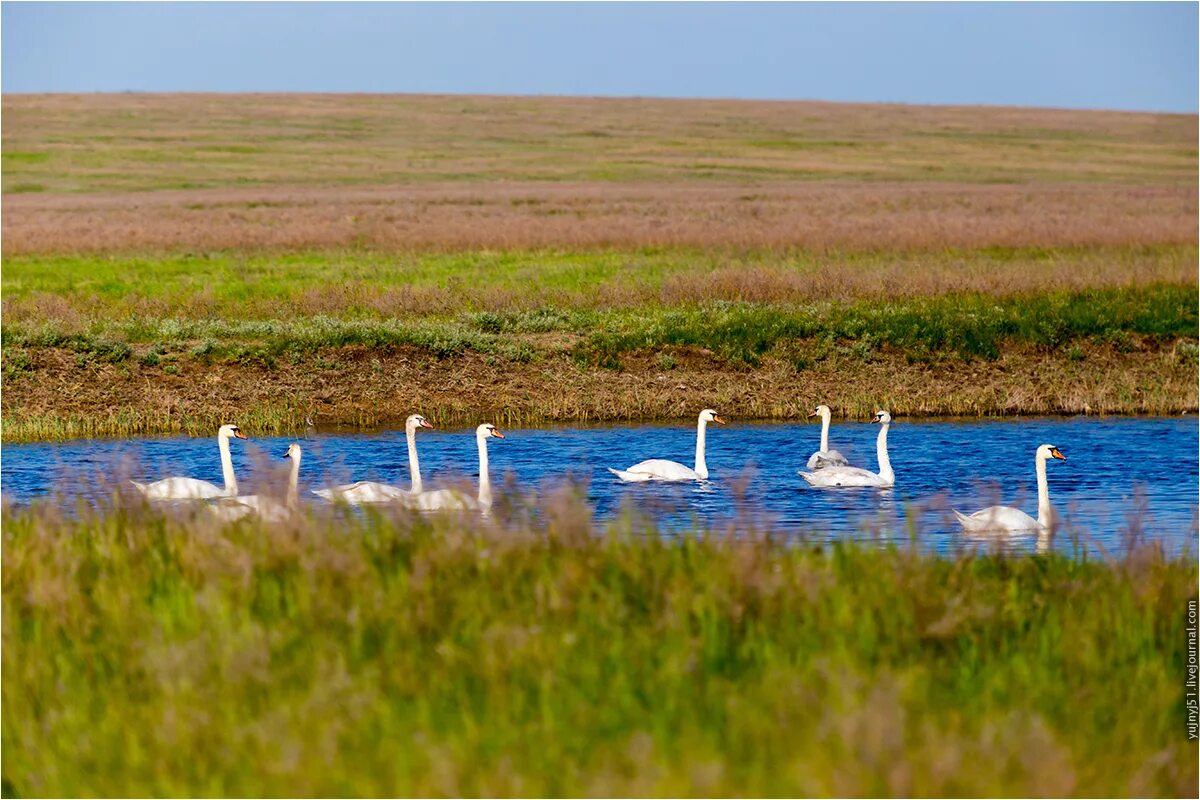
219 424 247 440
700 409 726 425
872 411 891 425
282 442 302 460
1037 444 1066 461
809 404 832 420
477 423 505 439
407 414 434 431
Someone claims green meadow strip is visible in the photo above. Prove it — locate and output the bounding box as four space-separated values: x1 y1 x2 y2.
3 285 1195 366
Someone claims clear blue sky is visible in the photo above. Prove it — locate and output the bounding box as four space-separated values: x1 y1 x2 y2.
2 2 1196 112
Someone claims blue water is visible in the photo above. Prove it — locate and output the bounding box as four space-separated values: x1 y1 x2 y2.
2 416 1196 556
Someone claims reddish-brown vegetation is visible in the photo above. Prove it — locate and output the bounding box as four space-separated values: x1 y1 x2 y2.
3 93 1195 254
4 181 1196 255
3 340 1195 441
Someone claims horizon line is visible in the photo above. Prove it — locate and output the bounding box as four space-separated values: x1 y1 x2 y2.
3 89 1195 117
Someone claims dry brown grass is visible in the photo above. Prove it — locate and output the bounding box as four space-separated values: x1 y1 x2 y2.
5 92 1194 188
3 93 1195 255
3 340 1195 441
4 181 1196 255
649 247 1197 306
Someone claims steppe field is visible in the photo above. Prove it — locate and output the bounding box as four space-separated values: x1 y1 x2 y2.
1 93 1196 439
2 94 1198 798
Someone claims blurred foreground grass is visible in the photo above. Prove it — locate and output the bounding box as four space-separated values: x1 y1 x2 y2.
2 493 1195 796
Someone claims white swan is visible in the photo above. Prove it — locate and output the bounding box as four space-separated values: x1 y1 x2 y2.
410 423 505 511
313 414 432 503
799 411 894 487
132 424 247 499
608 409 726 482
954 444 1066 533
210 442 303 523
805 404 849 470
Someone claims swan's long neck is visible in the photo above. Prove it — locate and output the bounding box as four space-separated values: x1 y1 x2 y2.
1035 453 1051 528
287 452 300 506
820 413 830 453
1035 529 1051 554
407 425 423 494
218 434 238 495
477 433 492 507
694 417 709 480
875 422 893 484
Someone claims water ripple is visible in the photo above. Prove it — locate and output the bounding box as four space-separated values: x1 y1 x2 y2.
3 415 1196 556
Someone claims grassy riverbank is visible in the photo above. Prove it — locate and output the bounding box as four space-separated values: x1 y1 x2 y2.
2 94 1195 439
5 339 1195 441
2 497 1195 796
2 247 1196 440
3 294 1195 441
5 280 1193 363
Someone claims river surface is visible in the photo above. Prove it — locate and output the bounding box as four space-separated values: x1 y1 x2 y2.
2 416 1196 556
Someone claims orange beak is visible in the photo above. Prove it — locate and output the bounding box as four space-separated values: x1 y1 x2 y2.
808 410 818 418
1051 448 1066 460
420 419 434 429
491 428 505 439
234 429 248 440
712 415 726 425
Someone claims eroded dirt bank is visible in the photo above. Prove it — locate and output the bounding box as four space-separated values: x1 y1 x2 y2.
3 341 1195 441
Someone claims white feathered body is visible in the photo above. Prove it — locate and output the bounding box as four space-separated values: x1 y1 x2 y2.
800 413 894 489
313 481 410 504
210 494 294 523
953 506 1042 533
133 477 229 500
953 444 1065 536
609 410 722 483
799 466 891 488
805 449 849 470
132 425 245 500
608 459 703 483
409 488 484 511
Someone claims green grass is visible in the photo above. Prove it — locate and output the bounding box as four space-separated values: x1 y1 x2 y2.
3 246 1194 440
5 245 1193 369
565 285 1198 364
2 497 1195 796
4 245 1194 315
2 248 675 303
1 151 50 165
0 402 330 443
4 284 1195 367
